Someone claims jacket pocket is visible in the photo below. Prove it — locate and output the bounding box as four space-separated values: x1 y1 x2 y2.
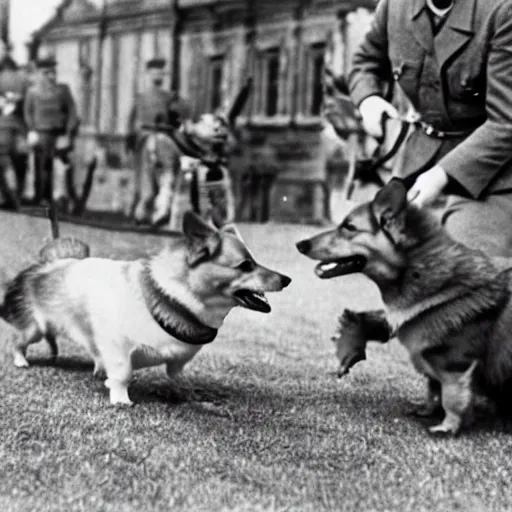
447 67 485 103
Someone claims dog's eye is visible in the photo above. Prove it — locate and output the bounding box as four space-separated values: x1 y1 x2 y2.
342 221 357 232
236 259 255 272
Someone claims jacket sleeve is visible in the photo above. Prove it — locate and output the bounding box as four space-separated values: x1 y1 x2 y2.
348 0 393 108
61 84 79 136
439 2 512 198
23 88 35 131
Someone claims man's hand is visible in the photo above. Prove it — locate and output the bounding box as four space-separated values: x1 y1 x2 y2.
27 131 39 147
407 166 449 207
358 95 399 139
56 135 71 150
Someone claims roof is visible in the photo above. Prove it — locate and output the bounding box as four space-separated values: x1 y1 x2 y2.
31 0 101 41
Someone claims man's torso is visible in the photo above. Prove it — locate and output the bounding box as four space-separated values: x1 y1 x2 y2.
135 88 173 127
384 0 505 180
28 83 72 132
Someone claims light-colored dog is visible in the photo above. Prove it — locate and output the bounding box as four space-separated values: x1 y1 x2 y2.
1 211 291 405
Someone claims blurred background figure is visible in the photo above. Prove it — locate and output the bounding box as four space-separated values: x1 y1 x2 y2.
23 53 79 209
8 1 380 226
0 39 30 209
126 57 191 225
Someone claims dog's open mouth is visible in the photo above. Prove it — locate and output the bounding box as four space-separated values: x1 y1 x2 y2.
315 255 367 279
233 290 271 313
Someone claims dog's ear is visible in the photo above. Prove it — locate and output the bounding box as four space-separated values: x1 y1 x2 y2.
221 223 256 258
221 223 243 241
371 178 407 242
182 211 221 266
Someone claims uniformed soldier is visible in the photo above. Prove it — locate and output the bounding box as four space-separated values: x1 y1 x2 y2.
127 58 190 142
126 57 191 224
349 0 512 257
0 40 30 208
23 54 79 207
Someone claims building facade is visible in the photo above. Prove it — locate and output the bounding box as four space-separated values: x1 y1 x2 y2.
32 0 376 222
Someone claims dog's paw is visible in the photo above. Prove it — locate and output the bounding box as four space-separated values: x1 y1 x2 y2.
105 379 134 406
428 418 462 436
13 352 30 368
332 310 368 377
109 392 134 407
111 398 134 407
336 346 366 379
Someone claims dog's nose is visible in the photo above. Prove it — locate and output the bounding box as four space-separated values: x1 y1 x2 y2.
280 274 292 288
296 239 311 254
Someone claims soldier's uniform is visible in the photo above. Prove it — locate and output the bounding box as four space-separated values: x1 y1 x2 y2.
127 57 191 225
23 56 79 206
349 0 512 257
0 54 30 208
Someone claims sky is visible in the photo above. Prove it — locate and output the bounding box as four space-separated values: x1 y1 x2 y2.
10 0 62 62
10 0 102 63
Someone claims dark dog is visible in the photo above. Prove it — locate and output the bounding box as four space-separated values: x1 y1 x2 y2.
297 178 512 435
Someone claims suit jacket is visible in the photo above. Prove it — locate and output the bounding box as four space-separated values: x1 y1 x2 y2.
349 0 512 198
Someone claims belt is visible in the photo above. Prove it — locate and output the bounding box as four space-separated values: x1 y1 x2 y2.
414 120 477 139
362 114 478 181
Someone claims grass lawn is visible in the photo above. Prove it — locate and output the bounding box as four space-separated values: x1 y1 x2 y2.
0 211 511 512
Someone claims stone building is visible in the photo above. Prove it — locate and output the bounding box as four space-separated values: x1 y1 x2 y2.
31 0 376 223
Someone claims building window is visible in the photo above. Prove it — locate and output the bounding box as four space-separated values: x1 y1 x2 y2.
254 47 281 118
263 48 280 116
306 42 325 116
78 38 93 126
208 55 224 112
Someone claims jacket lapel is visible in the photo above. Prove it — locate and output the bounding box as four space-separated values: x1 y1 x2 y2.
409 0 433 53
434 0 476 70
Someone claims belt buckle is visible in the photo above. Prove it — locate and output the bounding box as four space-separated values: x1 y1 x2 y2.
423 123 446 139
424 123 435 136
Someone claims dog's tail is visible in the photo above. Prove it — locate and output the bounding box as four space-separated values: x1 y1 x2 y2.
0 265 59 359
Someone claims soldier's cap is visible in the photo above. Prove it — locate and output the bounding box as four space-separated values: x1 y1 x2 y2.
36 56 57 69
146 58 166 70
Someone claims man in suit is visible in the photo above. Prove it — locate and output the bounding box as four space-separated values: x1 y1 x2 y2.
349 0 512 257
23 55 79 207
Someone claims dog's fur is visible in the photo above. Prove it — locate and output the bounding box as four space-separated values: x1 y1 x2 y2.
297 178 512 435
1 211 290 405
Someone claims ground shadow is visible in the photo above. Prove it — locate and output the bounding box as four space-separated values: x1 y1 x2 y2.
27 355 95 373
